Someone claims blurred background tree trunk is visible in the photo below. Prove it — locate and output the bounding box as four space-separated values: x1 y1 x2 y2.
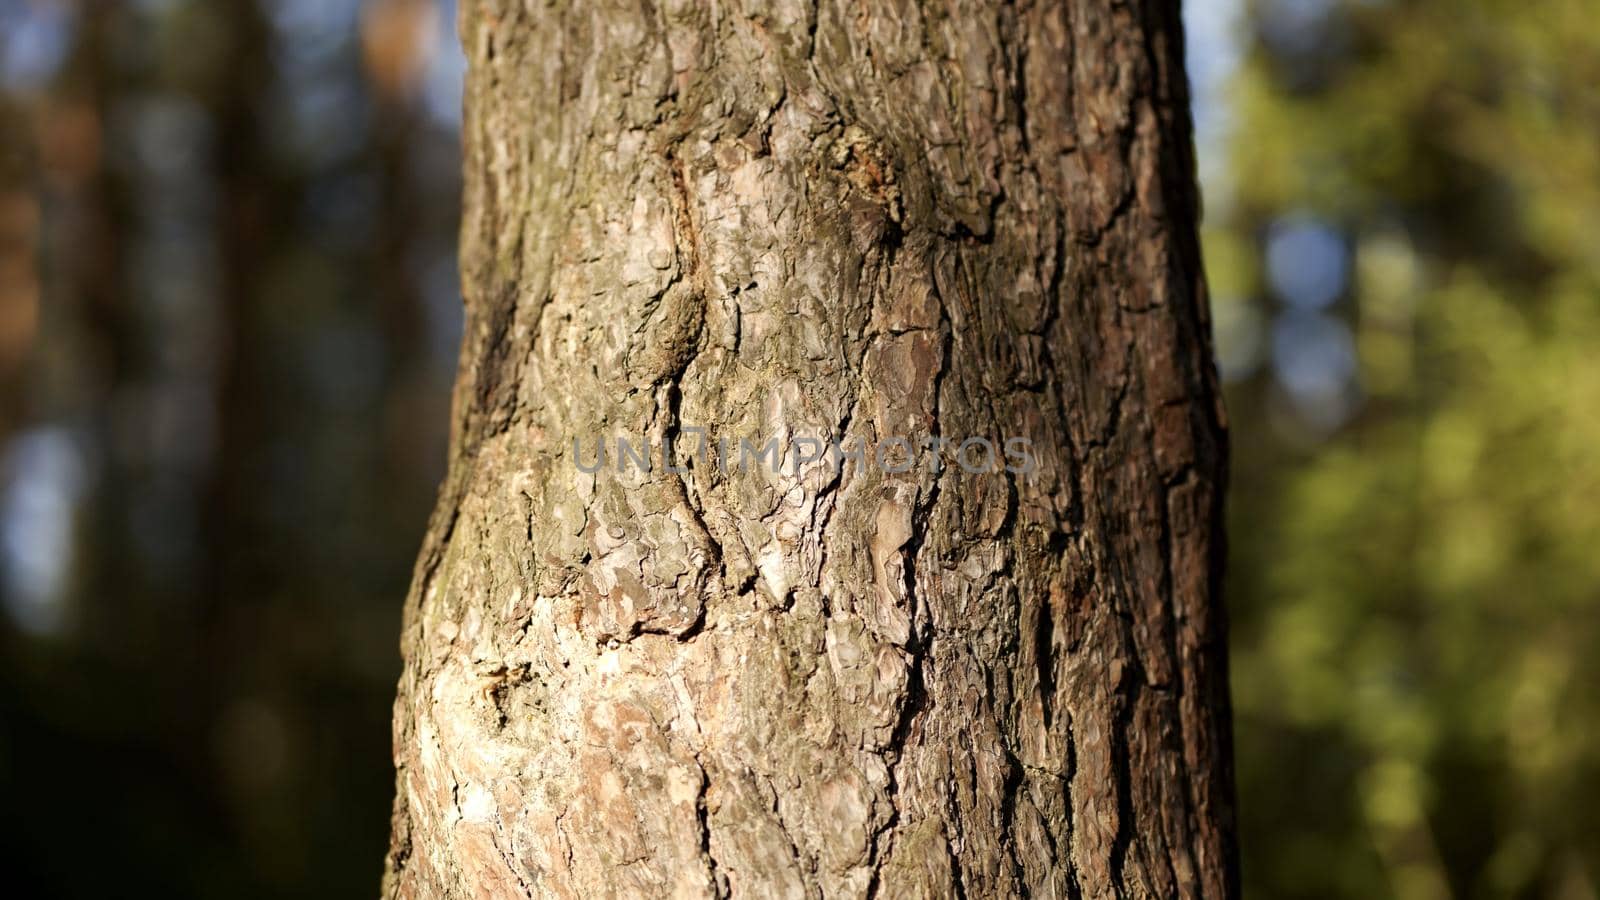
1 1 463 895
385 1 1235 896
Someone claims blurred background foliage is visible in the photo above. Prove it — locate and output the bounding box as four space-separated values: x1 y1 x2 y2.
1202 0 1600 897
0 0 1595 897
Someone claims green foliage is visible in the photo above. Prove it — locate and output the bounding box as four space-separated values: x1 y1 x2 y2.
1217 0 1600 896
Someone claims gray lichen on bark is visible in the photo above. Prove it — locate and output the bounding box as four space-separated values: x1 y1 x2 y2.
385 1 1236 897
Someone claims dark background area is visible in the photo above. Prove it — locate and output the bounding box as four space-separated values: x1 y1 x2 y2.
1 1 462 895
2 1 1596 897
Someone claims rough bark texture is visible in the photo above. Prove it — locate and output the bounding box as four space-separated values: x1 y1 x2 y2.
385 1 1235 897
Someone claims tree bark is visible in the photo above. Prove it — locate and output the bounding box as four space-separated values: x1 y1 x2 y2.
385 1 1235 897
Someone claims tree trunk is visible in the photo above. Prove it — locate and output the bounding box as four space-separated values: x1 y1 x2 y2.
385 1 1235 897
